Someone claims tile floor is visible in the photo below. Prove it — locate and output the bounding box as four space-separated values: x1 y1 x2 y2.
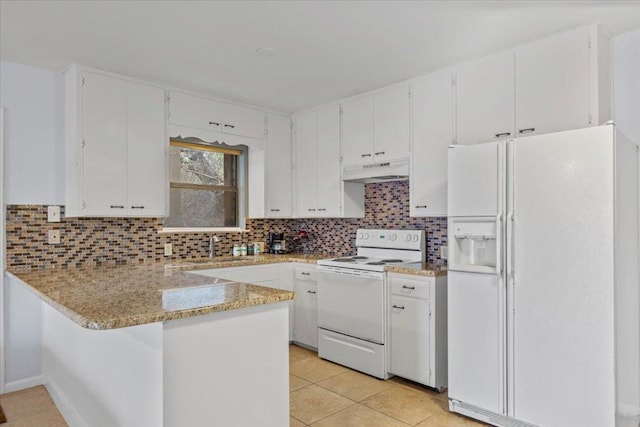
0 345 486 427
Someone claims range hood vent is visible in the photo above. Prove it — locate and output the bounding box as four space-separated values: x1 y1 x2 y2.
342 158 409 183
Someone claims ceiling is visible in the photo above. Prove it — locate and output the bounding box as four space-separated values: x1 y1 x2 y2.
1 1 639 113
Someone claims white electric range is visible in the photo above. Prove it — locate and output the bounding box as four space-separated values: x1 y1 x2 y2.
316 229 425 379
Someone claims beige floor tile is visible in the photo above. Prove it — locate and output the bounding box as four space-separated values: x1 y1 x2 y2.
312 404 411 427
362 386 447 426
291 374 312 392
290 344 316 360
0 386 57 421
5 408 68 427
389 377 449 401
317 370 396 402
290 384 354 425
416 412 488 427
290 416 307 427
290 354 347 383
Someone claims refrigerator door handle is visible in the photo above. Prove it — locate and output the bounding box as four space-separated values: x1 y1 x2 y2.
496 214 504 274
506 212 514 281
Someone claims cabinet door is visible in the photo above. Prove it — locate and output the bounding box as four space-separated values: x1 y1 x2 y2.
341 95 374 165
82 72 128 216
294 280 318 349
221 103 266 139
390 295 431 385
127 81 167 216
516 28 591 137
374 85 410 161
410 71 453 217
266 114 292 217
456 53 515 145
295 111 318 216
315 105 342 217
169 91 221 132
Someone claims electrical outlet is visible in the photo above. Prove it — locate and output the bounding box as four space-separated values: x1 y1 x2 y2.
440 245 448 260
47 205 61 222
48 230 61 244
164 243 173 256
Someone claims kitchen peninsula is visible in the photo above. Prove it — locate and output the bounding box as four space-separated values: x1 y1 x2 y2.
8 262 296 427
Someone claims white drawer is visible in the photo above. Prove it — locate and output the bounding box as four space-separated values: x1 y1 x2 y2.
389 275 431 299
295 266 317 282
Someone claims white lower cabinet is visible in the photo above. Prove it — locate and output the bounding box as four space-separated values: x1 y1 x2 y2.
388 273 448 391
293 264 318 349
192 264 295 341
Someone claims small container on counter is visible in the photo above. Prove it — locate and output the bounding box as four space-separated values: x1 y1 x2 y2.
232 244 241 257
253 242 261 256
240 244 247 256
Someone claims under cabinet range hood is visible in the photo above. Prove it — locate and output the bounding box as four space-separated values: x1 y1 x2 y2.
342 158 409 183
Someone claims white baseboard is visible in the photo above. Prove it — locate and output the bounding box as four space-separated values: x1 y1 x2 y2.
44 377 85 427
3 375 44 393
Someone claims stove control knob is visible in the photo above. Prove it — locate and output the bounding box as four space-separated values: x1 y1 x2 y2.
389 234 397 241
412 234 419 242
405 235 412 242
364 233 369 240
357 232 363 239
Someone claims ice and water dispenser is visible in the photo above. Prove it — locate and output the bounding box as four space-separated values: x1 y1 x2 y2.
448 218 499 273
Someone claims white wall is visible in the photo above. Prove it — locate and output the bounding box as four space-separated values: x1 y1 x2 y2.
614 29 640 144
0 60 65 205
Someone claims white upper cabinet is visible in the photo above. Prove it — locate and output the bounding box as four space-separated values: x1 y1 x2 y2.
66 68 167 217
265 113 293 217
455 53 515 145
341 86 410 166
373 85 411 162
221 103 266 139
341 95 374 165
169 91 266 140
294 105 364 218
410 71 453 217
515 26 610 137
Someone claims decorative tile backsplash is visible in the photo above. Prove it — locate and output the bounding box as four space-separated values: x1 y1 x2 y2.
6 181 447 270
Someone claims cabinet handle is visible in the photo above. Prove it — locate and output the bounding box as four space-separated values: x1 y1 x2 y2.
301 272 311 276
110 205 125 209
317 208 327 211
374 151 385 155
270 209 280 212
307 290 317 294
415 205 427 209
224 124 235 129
308 208 316 212
392 305 405 310
209 121 220 126
495 132 511 138
518 128 535 134
361 154 372 158
131 206 145 209
402 285 415 290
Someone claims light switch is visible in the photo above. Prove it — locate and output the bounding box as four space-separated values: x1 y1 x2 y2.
164 243 173 256
47 206 61 222
440 245 448 260
48 230 61 244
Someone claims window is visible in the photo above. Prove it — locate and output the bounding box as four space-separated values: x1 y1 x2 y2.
166 140 246 228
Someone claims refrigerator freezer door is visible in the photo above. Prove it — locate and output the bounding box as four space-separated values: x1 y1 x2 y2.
448 271 505 415
511 126 615 427
448 141 504 217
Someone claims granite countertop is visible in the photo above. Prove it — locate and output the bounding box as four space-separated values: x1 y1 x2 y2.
8 253 445 331
8 264 295 331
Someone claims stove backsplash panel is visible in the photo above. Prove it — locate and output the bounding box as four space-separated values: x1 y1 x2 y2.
5 181 447 270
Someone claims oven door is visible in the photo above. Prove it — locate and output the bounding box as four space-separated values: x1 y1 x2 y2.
317 266 385 344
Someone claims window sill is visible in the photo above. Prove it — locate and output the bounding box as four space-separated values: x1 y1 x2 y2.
159 227 249 234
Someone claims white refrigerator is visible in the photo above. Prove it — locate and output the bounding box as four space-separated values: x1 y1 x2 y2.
447 125 640 427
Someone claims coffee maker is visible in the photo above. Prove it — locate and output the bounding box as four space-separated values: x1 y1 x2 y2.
267 232 287 254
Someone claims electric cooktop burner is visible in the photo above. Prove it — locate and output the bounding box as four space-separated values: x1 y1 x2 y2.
351 256 368 260
333 258 356 262
381 259 403 263
366 262 385 265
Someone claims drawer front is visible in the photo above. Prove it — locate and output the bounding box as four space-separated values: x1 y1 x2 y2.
295 266 317 282
389 275 431 299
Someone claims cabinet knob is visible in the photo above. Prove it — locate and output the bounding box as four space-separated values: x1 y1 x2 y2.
495 132 511 138
131 206 145 209
392 305 405 310
402 285 415 290
209 121 220 126
110 205 125 209
415 205 427 209
374 151 385 155
301 272 311 276
224 124 236 129
518 128 535 134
